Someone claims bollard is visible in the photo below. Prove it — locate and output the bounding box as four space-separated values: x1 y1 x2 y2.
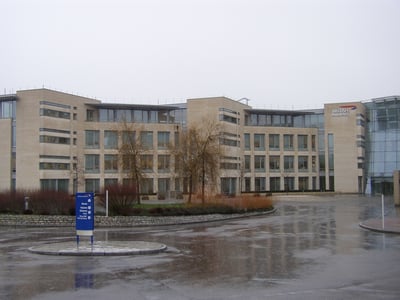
24 196 29 211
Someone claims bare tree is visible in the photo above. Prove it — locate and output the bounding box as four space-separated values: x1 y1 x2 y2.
172 121 223 203
71 157 85 194
117 121 145 204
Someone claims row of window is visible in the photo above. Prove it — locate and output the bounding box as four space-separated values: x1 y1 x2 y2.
40 108 71 119
85 130 172 150
40 175 317 194
244 155 317 172
40 178 158 194
85 154 172 173
244 133 316 151
40 154 317 173
87 108 186 124
243 176 315 192
244 112 323 128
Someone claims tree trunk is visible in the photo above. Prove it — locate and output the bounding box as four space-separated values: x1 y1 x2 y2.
135 173 141 205
201 158 205 204
188 175 193 204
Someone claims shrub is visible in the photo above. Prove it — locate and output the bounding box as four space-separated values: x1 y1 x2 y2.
0 189 73 215
98 184 138 216
29 190 73 215
0 190 25 213
190 193 273 212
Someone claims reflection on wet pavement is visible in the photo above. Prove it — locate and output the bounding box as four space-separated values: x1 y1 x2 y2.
1 195 400 299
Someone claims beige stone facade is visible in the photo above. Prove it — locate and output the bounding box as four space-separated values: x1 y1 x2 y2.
324 102 366 193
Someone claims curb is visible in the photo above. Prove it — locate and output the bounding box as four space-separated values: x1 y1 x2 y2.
359 218 400 234
0 208 276 228
28 241 168 256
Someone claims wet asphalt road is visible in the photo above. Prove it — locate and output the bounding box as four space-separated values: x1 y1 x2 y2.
1 195 400 300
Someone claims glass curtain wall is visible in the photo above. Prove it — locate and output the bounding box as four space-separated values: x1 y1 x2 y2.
365 97 400 194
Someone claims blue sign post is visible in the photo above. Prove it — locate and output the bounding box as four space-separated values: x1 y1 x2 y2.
75 193 95 246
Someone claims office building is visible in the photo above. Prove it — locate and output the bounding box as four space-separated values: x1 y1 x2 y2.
0 88 398 197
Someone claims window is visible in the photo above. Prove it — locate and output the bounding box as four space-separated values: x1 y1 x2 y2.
244 177 251 192
116 110 132 122
85 130 100 148
269 134 280 150
122 154 134 171
311 135 316 151
254 134 265 150
270 177 280 191
104 154 118 172
133 110 143 122
298 135 308 151
269 156 280 172
104 178 118 187
40 108 70 119
40 179 69 192
99 109 115 122
244 155 251 171
284 177 295 191
219 114 238 124
298 156 308 172
86 109 95 121
328 133 334 171
254 155 265 171
174 131 180 147
158 110 168 123
158 178 170 194
1 101 15 118
40 128 70 134
122 131 136 144
157 132 170 149
284 134 294 150
312 156 316 172
85 179 100 193
158 155 170 172
175 178 181 192
299 177 309 191
40 135 70 145
244 133 250 150
122 178 135 187
141 131 153 149
39 162 70 170
284 156 294 171
104 131 118 149
85 154 100 173
255 177 266 192
141 178 154 194
141 155 153 172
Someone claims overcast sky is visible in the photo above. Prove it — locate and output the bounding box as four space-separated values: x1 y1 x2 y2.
2 0 399 109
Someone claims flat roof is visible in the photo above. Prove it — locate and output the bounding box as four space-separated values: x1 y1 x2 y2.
0 94 17 102
86 103 186 110
245 108 322 116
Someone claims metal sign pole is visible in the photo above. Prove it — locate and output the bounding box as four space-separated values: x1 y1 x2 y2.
106 189 109 217
381 193 385 230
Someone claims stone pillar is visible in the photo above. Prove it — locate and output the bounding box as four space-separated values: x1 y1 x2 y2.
393 170 400 206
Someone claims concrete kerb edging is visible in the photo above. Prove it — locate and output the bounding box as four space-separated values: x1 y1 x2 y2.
28 241 168 256
359 219 400 234
0 208 277 228
359 223 400 234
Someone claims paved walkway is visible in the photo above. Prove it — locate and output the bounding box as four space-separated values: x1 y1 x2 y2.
359 217 400 234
